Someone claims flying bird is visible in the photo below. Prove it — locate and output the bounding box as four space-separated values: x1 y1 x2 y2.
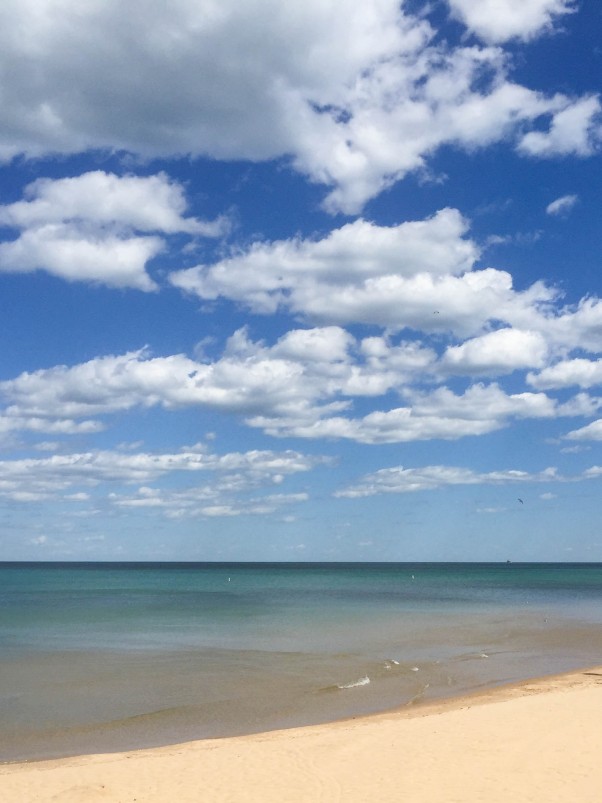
517 498 524 504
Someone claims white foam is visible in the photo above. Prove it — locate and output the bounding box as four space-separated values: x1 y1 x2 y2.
338 675 370 689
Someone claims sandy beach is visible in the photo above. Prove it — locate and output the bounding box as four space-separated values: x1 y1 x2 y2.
2 668 601 803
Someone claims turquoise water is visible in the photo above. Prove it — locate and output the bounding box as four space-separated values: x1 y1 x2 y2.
1 562 602 761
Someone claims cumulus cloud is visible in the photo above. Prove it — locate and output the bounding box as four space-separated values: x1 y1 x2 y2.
0 1 596 211
564 419 602 441
171 209 560 336
518 96 601 158
441 328 548 375
336 463 564 497
528 358 602 389
2 314 601 446
0 328 436 435
447 0 575 44
170 205 602 359
546 193 578 216
171 208 479 309
249 383 570 443
584 465 602 477
0 172 226 289
534 297 602 353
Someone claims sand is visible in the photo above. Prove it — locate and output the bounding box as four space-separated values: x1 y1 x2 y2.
2 668 602 803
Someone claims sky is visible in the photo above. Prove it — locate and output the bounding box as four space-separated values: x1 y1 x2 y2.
0 0 601 562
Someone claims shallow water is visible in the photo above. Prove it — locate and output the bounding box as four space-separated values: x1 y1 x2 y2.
1 562 602 762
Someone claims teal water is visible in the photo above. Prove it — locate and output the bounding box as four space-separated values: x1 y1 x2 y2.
1 562 602 762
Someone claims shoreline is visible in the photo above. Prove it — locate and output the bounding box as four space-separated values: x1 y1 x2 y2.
2 665 602 801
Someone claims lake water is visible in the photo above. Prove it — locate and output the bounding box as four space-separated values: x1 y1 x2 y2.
1 561 602 762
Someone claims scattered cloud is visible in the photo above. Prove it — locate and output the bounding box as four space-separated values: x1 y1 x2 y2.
559 444 590 454
2 303 602 446
171 209 561 337
0 445 324 514
336 463 565 497
0 0 600 562
249 382 593 444
584 465 602 477
110 486 309 519
563 419 602 441
528 358 602 390
0 172 227 289
0 329 435 437
447 0 575 44
170 208 602 365
30 535 48 545
546 193 578 216
518 96 601 159
4 306 601 447
441 328 548 376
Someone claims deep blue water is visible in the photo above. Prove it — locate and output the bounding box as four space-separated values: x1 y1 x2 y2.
1 562 602 761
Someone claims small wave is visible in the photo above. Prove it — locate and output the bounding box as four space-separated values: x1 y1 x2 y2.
338 675 370 690
383 659 399 670
407 683 430 706
455 651 491 662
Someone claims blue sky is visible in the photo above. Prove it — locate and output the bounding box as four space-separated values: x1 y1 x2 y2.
1 0 601 561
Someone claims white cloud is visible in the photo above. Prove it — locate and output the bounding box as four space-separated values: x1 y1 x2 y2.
111 486 309 519
30 535 48 545
564 419 602 441
534 297 602 353
250 383 565 443
409 383 557 421
546 194 578 216
290 45 569 212
0 1 595 212
0 172 220 234
3 315 601 446
336 463 563 497
447 0 575 44
0 412 102 440
0 226 163 291
584 465 602 477
171 208 478 311
559 444 590 454
9 324 583 446
171 209 558 336
528 358 602 390
0 172 226 289
518 96 601 158
0 328 436 431
0 446 323 508
441 328 548 375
